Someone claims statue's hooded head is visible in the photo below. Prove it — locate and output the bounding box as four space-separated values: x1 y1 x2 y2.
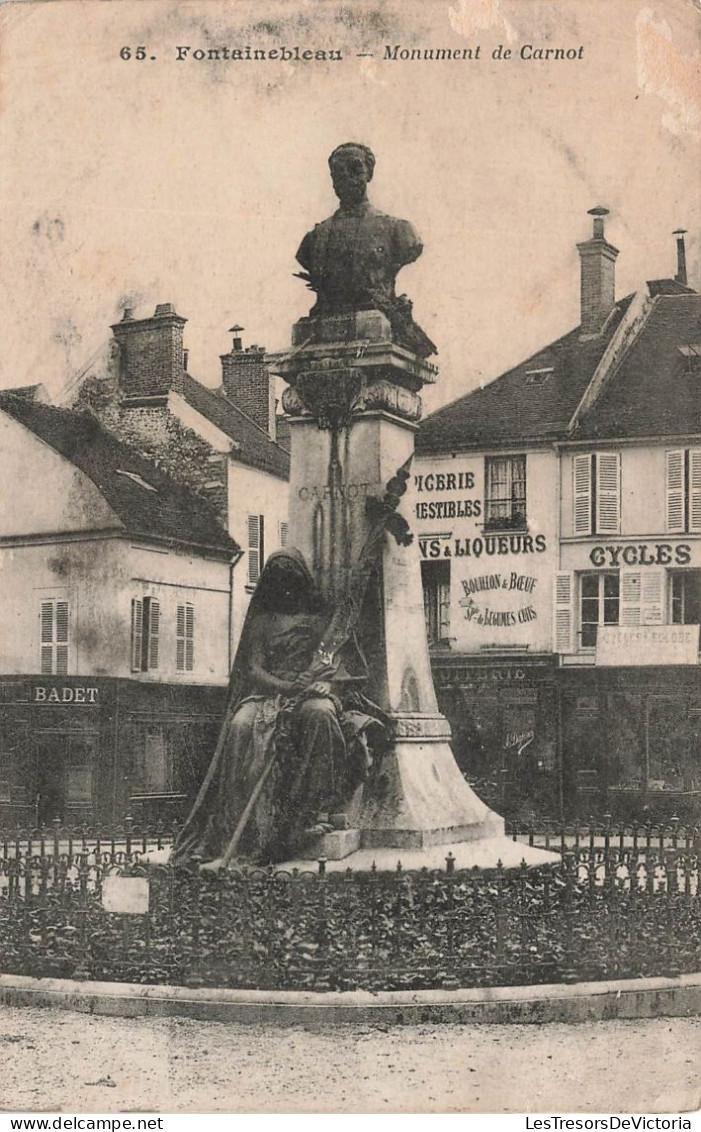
252 549 320 615
329 143 375 209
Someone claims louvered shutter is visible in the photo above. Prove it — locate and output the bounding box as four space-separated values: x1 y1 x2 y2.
147 599 160 670
279 520 289 548
176 604 185 671
55 601 69 675
689 449 701 533
596 452 620 534
620 571 641 625
573 455 592 536
40 601 54 675
666 449 685 533
641 570 664 625
248 515 263 584
185 603 194 671
553 573 574 653
131 599 143 671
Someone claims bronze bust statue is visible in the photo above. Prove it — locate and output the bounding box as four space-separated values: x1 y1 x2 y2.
295 143 436 358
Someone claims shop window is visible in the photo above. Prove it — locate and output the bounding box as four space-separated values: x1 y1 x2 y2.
131 597 160 672
247 514 265 585
66 736 94 805
666 449 701 533
572 453 620 536
176 602 195 672
579 571 619 649
484 455 526 531
421 560 451 645
670 570 701 625
134 725 174 794
39 599 69 676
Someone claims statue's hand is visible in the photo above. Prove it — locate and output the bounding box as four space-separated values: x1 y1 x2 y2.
308 681 332 697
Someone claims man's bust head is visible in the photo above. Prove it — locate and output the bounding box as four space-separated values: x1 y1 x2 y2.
328 143 376 210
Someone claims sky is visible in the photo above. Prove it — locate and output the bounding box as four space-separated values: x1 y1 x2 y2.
0 0 698 414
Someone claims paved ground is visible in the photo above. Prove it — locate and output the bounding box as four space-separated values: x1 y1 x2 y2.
0 1006 699 1114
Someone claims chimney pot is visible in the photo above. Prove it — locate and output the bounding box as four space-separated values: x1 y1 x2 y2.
154 302 176 317
121 307 134 322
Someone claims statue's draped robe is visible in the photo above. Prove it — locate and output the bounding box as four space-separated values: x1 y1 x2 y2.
171 558 383 866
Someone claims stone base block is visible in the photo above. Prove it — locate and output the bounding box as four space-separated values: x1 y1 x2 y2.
361 810 504 851
359 737 505 851
310 828 362 860
292 311 391 347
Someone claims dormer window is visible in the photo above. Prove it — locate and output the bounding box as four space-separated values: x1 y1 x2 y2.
525 368 553 386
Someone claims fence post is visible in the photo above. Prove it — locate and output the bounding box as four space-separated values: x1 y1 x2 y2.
72 854 91 981
185 857 204 988
441 852 459 989
315 859 330 991
561 850 578 983
665 862 680 978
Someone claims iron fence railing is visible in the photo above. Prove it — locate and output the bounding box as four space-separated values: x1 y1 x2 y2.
0 815 699 992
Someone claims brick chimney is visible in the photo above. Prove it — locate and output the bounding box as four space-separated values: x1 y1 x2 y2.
673 229 688 286
111 303 187 403
220 326 276 440
577 207 619 338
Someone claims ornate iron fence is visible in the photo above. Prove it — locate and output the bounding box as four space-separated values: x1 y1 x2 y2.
0 815 699 992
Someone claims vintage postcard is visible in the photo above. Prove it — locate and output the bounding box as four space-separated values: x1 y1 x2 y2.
0 0 699 1117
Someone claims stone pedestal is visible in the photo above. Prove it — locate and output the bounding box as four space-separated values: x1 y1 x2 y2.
273 313 505 855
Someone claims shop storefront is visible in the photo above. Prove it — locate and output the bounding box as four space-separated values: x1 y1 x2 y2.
560 667 701 820
431 656 559 819
0 676 226 826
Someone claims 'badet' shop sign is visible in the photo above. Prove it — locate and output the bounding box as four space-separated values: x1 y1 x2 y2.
413 459 553 648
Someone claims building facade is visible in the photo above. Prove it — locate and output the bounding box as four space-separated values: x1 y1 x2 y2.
416 213 700 820
71 306 290 645
0 392 238 824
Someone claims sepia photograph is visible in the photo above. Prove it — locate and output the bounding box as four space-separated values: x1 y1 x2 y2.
0 0 699 1118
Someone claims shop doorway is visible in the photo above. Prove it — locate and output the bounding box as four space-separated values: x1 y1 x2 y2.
33 732 95 824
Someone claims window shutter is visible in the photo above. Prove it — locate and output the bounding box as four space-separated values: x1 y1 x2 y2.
248 514 263 584
185 603 194 671
147 599 160 669
279 520 289 548
553 572 574 653
55 601 69 675
131 599 143 671
40 601 54 675
620 571 641 625
689 449 701 533
175 604 185 672
666 449 685 533
596 452 620 534
641 570 664 625
573 455 592 536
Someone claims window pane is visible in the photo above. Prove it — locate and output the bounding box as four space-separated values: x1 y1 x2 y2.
581 575 599 599
603 599 619 624
581 598 599 621
581 623 597 648
603 573 620 598
684 572 701 624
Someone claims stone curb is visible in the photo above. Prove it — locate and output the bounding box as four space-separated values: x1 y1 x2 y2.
1 972 699 1026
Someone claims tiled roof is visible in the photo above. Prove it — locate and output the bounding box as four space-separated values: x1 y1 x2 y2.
181 373 290 478
576 294 701 439
0 393 239 556
416 287 701 453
